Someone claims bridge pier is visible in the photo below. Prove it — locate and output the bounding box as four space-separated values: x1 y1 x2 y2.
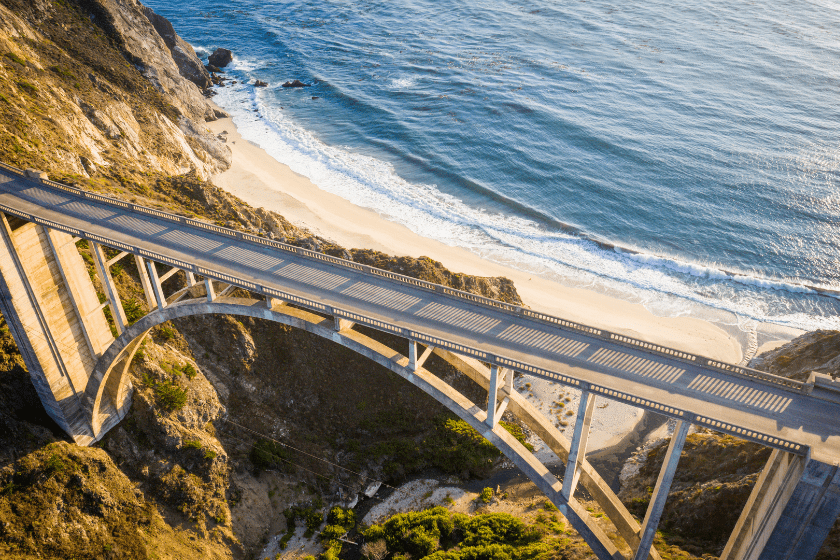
0 213 119 443
562 389 595 501
634 420 690 560
722 450 840 560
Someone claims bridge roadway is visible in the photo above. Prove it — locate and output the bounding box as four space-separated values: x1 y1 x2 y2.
0 166 838 464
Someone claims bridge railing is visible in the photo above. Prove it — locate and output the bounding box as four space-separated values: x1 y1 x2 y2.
0 162 806 395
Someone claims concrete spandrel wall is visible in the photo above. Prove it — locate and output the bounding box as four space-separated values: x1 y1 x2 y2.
758 459 840 560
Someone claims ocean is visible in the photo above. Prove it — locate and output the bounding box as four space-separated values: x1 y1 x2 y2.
143 0 840 334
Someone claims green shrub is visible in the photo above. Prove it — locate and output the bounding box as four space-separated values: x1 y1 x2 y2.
50 65 76 79
122 298 144 324
327 506 356 528
154 380 187 411
182 440 201 450
499 422 534 452
16 81 37 95
183 363 197 379
157 325 176 341
479 487 494 503
43 453 65 476
250 438 292 471
204 449 217 460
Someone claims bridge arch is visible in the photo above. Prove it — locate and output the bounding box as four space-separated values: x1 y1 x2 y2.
85 294 655 560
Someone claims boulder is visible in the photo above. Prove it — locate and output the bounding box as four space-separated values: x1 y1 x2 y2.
205 64 223 73
208 48 233 68
254 80 268 87
281 79 309 88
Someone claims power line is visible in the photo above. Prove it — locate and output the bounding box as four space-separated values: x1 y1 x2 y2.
223 417 398 491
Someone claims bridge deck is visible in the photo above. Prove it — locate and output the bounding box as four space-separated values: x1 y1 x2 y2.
1 168 837 463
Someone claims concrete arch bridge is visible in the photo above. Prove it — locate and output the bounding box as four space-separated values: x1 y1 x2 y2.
0 162 837 560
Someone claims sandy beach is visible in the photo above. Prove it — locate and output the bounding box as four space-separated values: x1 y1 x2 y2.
207 114 796 364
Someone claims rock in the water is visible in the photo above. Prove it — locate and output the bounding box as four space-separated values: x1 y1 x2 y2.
209 48 233 68
205 64 223 73
282 79 310 88
254 80 268 87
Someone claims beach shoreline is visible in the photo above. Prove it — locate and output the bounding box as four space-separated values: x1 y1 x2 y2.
207 113 801 365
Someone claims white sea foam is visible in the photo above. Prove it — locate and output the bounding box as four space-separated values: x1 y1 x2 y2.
210 79 840 333
388 75 418 90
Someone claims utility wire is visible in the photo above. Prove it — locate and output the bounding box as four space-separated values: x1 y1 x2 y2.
223 417 399 491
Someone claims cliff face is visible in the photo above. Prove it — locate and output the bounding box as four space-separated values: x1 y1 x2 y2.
0 0 229 180
619 330 840 558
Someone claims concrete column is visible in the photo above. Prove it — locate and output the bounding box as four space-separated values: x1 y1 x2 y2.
334 317 355 331
144 259 166 310
91 242 127 335
634 420 690 560
486 365 510 427
204 277 216 302
562 390 596 501
134 255 156 310
408 340 418 371
186 271 196 287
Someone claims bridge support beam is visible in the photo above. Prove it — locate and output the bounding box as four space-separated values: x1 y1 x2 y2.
562 389 595 501
334 317 355 332
204 277 216 302
721 450 840 560
408 340 433 372
634 420 690 560
144 259 166 310
134 255 156 310
91 242 127 334
486 365 511 427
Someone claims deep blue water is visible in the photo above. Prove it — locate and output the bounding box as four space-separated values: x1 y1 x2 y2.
144 0 840 331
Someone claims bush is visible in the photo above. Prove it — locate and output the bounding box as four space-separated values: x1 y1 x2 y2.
183 363 197 379
479 487 494 504
250 438 292 471
499 422 534 452
4 52 26 65
122 299 144 324
154 380 187 411
157 325 176 341
182 440 201 450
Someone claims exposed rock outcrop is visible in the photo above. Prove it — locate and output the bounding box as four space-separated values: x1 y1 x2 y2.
141 5 212 89
750 330 840 381
79 0 217 123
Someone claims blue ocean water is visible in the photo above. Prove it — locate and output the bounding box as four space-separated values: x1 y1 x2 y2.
145 0 840 332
